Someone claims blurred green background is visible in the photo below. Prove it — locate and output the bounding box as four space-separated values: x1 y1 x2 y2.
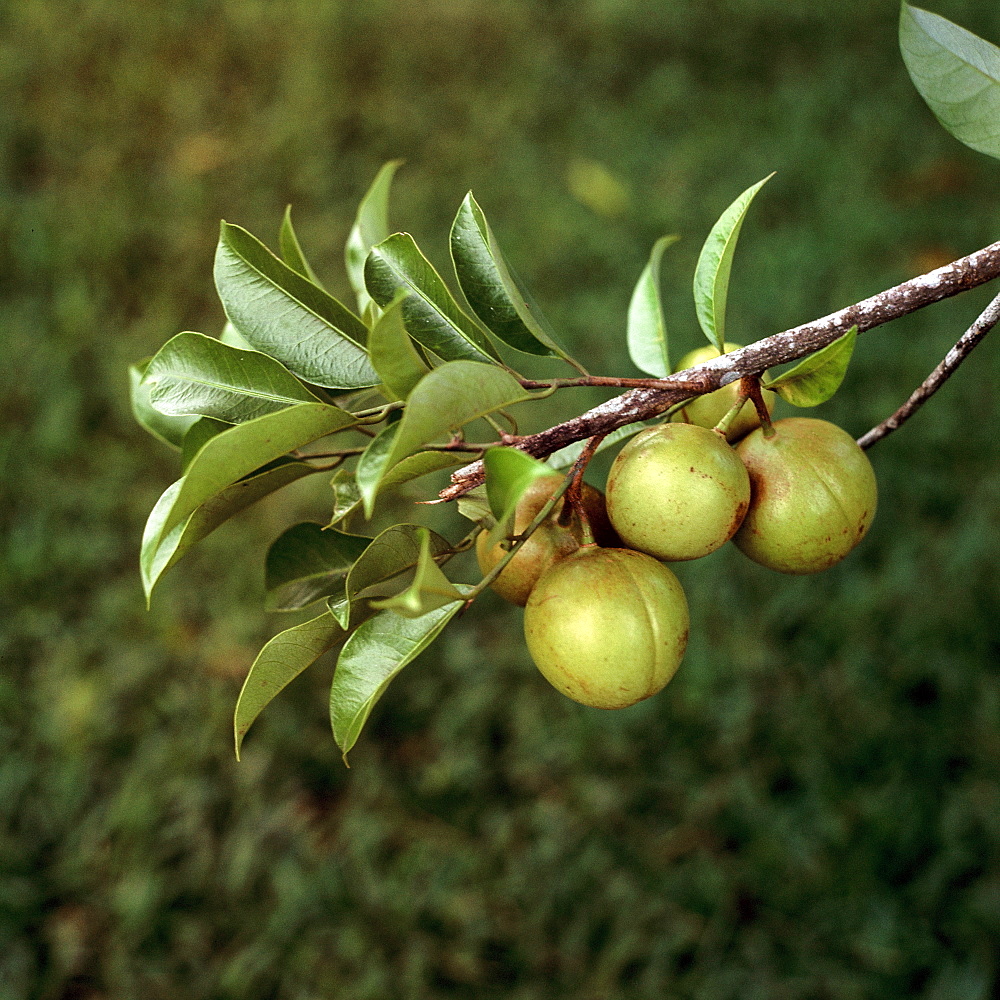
3 0 1000 996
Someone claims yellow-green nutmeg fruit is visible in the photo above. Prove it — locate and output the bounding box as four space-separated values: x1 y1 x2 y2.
734 417 877 574
524 546 689 709
606 423 750 561
476 474 618 606
673 342 777 442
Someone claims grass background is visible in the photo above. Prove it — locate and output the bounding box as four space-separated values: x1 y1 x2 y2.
3 0 1000 996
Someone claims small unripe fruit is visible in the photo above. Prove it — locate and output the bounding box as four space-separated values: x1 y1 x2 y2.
476 474 617 606
734 417 877 574
524 546 689 709
673 342 777 442
606 422 750 561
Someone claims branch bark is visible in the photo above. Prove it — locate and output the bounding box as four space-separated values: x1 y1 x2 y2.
857 290 1000 450
439 238 1000 501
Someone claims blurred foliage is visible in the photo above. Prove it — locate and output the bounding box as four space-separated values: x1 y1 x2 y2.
3 0 1000 996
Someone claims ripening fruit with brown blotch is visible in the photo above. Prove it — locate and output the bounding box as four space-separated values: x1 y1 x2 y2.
673 342 777 442
734 417 877 574
523 546 689 709
476 474 618 606
605 422 750 561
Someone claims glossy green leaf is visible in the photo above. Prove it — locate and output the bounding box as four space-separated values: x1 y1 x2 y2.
329 523 454 628
328 469 366 532
368 293 430 401
365 233 498 364
235 611 344 759
143 331 321 423
129 360 197 449
330 588 472 760
265 522 371 612
370 527 462 618
764 327 857 407
279 205 324 287
693 174 773 352
345 160 403 317
141 403 355 598
627 235 680 378
450 192 567 358
215 221 379 389
900 5 1000 160
141 459 318 602
180 417 229 471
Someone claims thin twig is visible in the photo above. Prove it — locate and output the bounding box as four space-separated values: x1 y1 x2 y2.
439 238 1000 501
857 290 1000 450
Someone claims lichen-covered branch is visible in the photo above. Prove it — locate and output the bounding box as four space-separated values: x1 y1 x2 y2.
440 238 1000 501
857 290 1000 450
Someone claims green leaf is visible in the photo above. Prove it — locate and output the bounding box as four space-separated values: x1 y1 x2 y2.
141 403 355 599
235 611 344 759
328 469 366 531
456 486 493 526
265 522 371 612
764 327 857 407
279 205 324 287
483 446 557 548
180 416 229 471
627 235 680 378
900 5 1000 160
370 527 462 618
129 360 197 449
141 459 318 602
143 332 322 423
450 192 568 359
219 321 254 351
693 174 773 352
329 523 454 628
330 589 471 760
483 446 554 522
346 160 403 317
355 362 530 504
215 222 379 389
365 233 498 364
368 293 430 401
354 425 463 520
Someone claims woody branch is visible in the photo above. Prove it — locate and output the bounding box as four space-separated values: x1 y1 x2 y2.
439 238 1000 501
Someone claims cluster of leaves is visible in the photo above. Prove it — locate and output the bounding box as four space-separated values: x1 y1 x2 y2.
131 3 1000 762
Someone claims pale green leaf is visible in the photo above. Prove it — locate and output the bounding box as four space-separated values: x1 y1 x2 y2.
141 459 318 602
368 293 430 401
456 486 493 526
900 5 1000 160
143 332 321 423
180 417 229 471
219 321 254 351
141 403 355 599
279 205 324 287
129 360 197 449
234 611 344 759
693 174 773 352
265 522 371 612
764 327 857 407
545 421 656 470
370 527 462 618
450 192 568 358
365 233 498 364
627 235 680 378
215 222 379 389
330 588 472 760
346 160 403 317
483 446 558 549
